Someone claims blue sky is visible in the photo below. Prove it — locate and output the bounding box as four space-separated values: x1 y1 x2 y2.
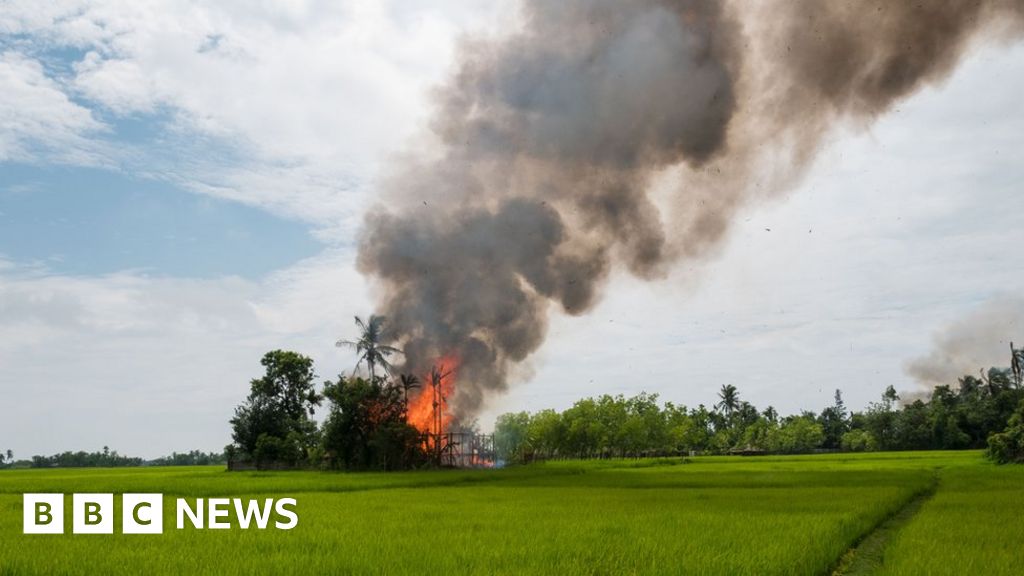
0 163 319 277
1 1 1023 458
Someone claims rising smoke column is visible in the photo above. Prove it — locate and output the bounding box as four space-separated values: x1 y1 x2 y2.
908 296 1024 392
358 0 1024 419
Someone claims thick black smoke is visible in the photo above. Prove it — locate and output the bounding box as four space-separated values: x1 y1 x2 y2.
358 0 1024 418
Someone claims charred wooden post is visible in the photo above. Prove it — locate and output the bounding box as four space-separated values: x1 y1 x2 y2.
439 432 496 468
427 363 452 466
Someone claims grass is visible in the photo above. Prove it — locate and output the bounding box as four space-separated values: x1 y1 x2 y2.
830 480 937 575
0 451 1015 575
876 463 1024 575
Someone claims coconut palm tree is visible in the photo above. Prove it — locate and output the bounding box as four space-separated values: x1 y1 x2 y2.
398 373 420 414
716 384 739 418
336 315 402 382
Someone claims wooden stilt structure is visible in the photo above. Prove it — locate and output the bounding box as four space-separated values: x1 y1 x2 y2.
421 363 496 467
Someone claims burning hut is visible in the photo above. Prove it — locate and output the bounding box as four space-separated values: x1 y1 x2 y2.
405 357 496 468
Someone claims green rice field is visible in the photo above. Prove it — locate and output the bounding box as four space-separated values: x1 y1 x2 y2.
1 451 1021 575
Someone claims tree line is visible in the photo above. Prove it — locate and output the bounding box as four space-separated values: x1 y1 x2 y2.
226 349 432 471
493 367 1024 463
226 316 450 471
227 314 1024 469
226 345 1024 471
12 311 1024 471
0 447 226 469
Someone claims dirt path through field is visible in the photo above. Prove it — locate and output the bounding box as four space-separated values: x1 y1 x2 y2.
829 473 940 576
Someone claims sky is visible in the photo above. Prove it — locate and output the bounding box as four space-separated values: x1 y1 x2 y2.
2 1 1023 459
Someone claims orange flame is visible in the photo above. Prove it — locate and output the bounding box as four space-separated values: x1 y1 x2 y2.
406 353 459 436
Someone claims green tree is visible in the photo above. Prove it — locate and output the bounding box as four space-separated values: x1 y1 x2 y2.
336 315 402 382
494 411 532 462
740 417 775 451
882 385 899 409
614 393 665 457
562 398 604 458
841 429 878 452
769 416 824 454
987 399 1024 464
595 395 628 457
893 400 932 450
716 385 739 419
929 385 970 449
528 409 565 459
688 405 715 453
735 401 760 429
819 389 849 449
863 386 900 450
229 350 322 467
29 449 143 468
321 374 424 470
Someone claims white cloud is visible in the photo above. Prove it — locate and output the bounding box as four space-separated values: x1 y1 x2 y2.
0 250 372 458
1 0 514 227
0 0 515 457
0 51 107 164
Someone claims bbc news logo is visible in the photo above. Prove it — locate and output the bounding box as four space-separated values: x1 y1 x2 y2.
23 494 298 534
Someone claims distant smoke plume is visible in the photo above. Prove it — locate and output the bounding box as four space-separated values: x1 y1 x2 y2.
358 0 1024 418
907 296 1024 391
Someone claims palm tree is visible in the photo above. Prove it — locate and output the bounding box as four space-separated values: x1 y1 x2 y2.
398 373 420 414
336 315 402 382
716 384 739 418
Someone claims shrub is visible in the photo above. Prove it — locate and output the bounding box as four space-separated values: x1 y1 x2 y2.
253 433 302 468
987 400 1024 464
841 429 878 452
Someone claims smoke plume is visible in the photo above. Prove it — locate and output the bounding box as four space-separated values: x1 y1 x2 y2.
907 296 1024 391
357 0 1024 418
